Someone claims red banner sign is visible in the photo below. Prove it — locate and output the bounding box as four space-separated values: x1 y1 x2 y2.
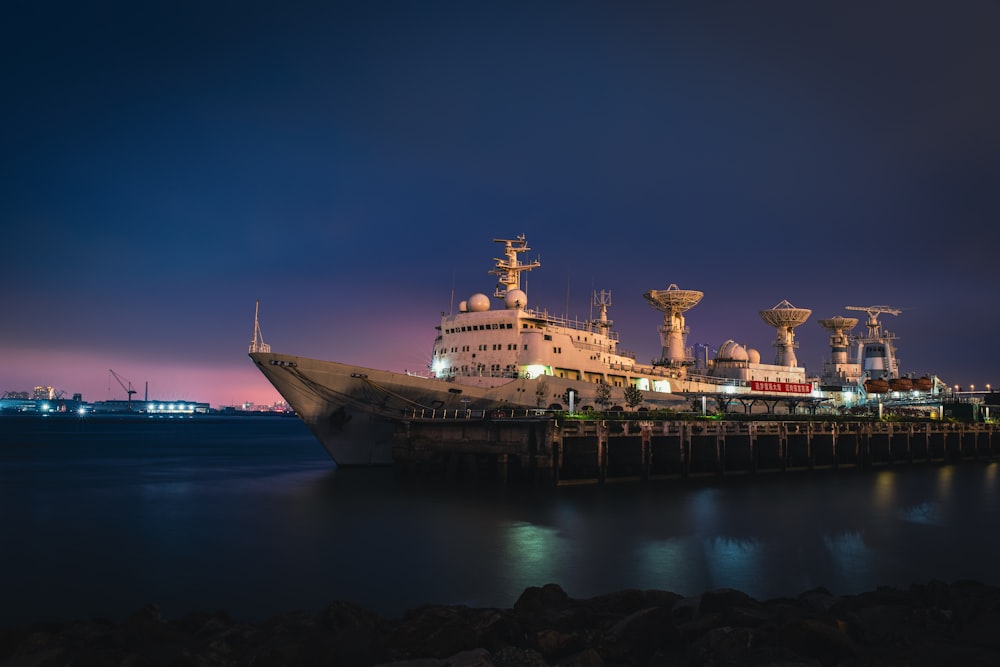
751 381 812 394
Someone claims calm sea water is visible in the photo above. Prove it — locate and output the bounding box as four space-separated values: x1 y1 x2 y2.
2 415 999 627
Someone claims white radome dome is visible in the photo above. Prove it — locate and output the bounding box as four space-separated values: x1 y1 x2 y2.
467 293 491 312
504 289 527 310
717 340 748 361
747 348 761 364
458 300 468 312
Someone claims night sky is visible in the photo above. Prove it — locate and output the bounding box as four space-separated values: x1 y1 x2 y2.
3 1 999 407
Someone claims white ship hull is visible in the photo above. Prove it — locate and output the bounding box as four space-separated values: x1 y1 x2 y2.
246 235 943 466
249 350 689 466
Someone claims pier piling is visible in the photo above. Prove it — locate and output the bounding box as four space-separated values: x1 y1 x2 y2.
391 413 1000 485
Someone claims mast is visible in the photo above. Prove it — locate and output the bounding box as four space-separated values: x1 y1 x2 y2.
249 300 271 353
490 234 540 299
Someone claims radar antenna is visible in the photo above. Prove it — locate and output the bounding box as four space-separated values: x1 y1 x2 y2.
591 290 613 329
759 299 812 367
643 284 703 367
844 305 901 339
490 234 540 299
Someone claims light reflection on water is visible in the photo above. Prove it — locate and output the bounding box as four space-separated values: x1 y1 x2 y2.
503 521 564 585
4 418 1000 627
822 531 874 581
702 535 764 594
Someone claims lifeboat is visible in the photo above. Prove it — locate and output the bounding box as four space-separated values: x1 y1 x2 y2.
865 379 890 394
912 376 933 391
889 377 913 392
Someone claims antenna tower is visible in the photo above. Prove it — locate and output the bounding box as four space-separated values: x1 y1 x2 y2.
759 299 812 367
490 235 540 299
643 284 703 367
592 290 613 330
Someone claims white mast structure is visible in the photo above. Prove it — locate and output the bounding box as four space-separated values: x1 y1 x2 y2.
759 299 812 367
643 284 703 368
490 235 539 301
249 300 270 353
845 305 901 379
592 289 613 331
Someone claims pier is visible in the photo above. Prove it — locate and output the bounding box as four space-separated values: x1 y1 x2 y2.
392 411 1000 485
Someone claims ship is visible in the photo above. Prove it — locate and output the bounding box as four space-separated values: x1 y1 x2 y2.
249 234 947 466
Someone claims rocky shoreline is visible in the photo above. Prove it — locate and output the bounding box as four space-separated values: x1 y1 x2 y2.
3 580 1000 666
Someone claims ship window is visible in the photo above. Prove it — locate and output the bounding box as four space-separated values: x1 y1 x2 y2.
523 344 527 350
544 334 552 341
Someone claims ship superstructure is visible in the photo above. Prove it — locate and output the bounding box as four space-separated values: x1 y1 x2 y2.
429 236 640 390
249 234 945 466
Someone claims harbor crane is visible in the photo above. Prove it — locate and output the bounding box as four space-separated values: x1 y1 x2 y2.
109 369 137 411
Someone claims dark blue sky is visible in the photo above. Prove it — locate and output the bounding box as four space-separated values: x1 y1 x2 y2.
3 1 999 406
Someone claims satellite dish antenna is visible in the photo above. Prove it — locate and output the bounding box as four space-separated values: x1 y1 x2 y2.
643 284 703 366
759 299 812 367
818 316 858 366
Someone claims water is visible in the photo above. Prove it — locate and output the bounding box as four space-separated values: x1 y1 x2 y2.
2 415 999 627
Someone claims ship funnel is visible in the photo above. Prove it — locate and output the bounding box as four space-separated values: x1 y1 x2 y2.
643 284 703 367
759 299 811 367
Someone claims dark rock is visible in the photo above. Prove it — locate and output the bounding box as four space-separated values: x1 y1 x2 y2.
513 584 571 624
600 605 678 664
778 616 857 665
553 647 604 666
686 625 755 665
699 587 759 615
959 610 1000 648
5 581 1000 666
386 605 520 660
532 627 584 658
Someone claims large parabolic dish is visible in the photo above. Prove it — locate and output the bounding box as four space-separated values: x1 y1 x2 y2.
643 284 703 366
759 299 812 367
759 299 812 328
817 316 858 333
643 284 704 313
